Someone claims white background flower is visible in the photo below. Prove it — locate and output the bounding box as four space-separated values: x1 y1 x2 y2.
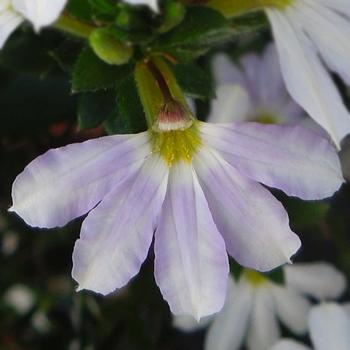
174 262 346 350
0 0 68 49
272 303 350 350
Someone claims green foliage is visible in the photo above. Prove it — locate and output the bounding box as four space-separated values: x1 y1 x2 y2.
72 47 133 92
78 90 116 129
174 63 215 99
264 268 285 286
156 7 234 50
105 75 147 134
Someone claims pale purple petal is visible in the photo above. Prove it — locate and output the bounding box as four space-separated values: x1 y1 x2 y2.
10 132 151 228
246 286 280 350
72 155 168 295
12 0 68 31
154 161 229 320
270 285 310 334
309 303 350 350
193 146 301 272
212 53 245 87
205 277 253 350
0 7 23 49
284 262 347 300
200 122 344 200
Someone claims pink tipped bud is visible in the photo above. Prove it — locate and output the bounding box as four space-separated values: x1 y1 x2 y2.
153 100 193 132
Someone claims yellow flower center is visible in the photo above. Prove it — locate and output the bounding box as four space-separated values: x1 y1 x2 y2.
150 124 202 166
252 111 278 124
243 269 268 286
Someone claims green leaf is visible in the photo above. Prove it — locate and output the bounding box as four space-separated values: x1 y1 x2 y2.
105 75 147 134
78 90 116 129
286 199 330 229
156 6 234 49
173 63 214 99
72 47 133 92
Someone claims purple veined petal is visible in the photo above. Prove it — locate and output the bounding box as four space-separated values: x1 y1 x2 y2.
12 0 68 31
266 7 350 148
309 303 350 350
284 262 347 301
10 132 151 228
154 160 229 320
246 286 280 350
72 154 168 295
193 146 301 272
205 277 253 350
271 339 312 350
270 284 310 335
200 122 344 200
0 6 23 49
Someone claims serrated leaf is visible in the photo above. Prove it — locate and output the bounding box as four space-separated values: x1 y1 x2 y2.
157 6 234 49
105 75 147 134
174 63 214 99
78 90 116 130
72 47 133 92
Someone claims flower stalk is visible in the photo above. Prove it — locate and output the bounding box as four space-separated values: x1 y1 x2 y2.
207 0 293 17
54 13 96 39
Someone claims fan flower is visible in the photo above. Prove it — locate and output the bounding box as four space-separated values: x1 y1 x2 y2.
0 0 68 49
174 262 346 350
272 303 350 350
10 96 344 320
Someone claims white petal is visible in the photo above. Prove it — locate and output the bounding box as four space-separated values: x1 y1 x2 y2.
200 122 344 200
267 8 350 148
205 277 254 350
309 303 350 350
295 1 350 86
10 133 151 228
284 262 347 300
173 314 212 333
208 84 251 123
154 161 229 320
271 339 312 350
122 0 158 12
271 285 310 334
72 155 168 295
12 0 68 31
246 286 280 350
0 8 23 49
193 145 301 272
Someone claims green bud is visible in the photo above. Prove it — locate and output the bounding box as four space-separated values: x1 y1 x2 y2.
89 28 133 65
158 0 186 33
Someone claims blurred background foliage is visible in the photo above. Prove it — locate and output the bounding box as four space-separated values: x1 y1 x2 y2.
1 0 350 349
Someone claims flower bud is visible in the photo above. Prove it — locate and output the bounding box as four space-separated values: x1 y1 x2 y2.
89 28 133 65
